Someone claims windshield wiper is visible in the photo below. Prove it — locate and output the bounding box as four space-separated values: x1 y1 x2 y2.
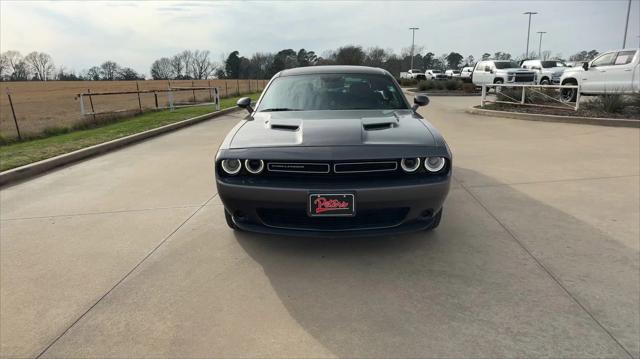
260 108 302 112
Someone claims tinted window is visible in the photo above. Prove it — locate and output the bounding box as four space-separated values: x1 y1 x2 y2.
591 52 616 67
257 74 408 111
541 61 567 68
614 50 637 65
494 62 520 69
410 69 422 73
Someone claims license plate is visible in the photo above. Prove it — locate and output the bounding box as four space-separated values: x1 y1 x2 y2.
308 193 355 217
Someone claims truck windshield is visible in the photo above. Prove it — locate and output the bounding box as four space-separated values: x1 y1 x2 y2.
541 61 567 68
257 73 409 111
432 70 442 73
410 69 422 73
494 62 520 69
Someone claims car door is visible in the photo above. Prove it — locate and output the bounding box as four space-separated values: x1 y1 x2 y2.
606 50 638 93
472 62 486 85
582 52 616 93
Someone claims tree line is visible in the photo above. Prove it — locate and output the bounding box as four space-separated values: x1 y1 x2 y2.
0 46 601 82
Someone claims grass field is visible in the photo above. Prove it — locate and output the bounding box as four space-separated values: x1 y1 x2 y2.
0 79 267 139
0 92 260 171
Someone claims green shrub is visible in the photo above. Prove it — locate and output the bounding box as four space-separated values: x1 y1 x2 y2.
42 126 71 136
444 80 462 91
398 78 418 87
584 94 628 114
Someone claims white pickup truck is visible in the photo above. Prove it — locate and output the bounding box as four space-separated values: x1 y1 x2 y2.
400 69 427 81
560 48 639 102
472 60 536 86
521 59 567 85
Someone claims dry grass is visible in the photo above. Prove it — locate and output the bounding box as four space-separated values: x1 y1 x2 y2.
0 79 267 139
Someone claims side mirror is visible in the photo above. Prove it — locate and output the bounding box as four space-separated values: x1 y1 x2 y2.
412 95 429 111
236 97 254 114
582 62 589 71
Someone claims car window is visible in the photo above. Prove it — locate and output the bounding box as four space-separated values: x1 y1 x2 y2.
257 73 408 111
613 50 637 65
494 61 519 69
591 52 616 67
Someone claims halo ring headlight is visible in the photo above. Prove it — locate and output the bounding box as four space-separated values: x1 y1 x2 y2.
244 159 264 174
221 159 242 175
400 158 421 172
424 157 446 172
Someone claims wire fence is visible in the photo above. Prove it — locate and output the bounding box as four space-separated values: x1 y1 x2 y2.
0 79 268 140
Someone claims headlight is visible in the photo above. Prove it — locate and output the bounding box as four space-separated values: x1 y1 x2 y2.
424 157 446 172
400 158 420 173
244 159 264 174
220 159 241 175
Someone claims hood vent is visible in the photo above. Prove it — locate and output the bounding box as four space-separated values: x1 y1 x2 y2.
363 122 396 131
270 123 299 131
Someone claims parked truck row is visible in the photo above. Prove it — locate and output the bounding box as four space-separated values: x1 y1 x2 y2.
400 48 639 102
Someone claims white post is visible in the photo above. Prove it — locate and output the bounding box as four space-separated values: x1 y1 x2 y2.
521 86 526 104
481 85 486 107
575 85 581 111
79 94 85 116
168 86 174 111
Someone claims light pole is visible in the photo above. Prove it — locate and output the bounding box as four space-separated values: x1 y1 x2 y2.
622 0 631 48
409 27 419 70
537 31 547 59
523 11 538 58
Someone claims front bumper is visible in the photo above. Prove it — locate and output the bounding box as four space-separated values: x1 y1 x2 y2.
216 176 451 237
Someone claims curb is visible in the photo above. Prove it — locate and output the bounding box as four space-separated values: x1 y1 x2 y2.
465 107 640 128
0 106 242 187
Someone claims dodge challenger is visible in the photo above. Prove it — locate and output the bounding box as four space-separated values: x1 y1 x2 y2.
215 66 451 236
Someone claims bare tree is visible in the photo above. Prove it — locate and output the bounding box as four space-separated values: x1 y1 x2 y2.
190 50 215 79
0 53 8 80
100 61 119 80
170 54 185 79
541 50 552 60
181 50 194 79
150 57 173 80
1 51 24 79
24 51 55 81
364 47 388 68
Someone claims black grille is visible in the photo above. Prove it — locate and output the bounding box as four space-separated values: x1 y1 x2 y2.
257 208 409 231
514 73 535 82
334 162 397 173
267 162 330 173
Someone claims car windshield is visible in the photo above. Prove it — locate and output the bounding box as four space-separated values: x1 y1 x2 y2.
257 73 408 111
494 62 520 69
541 61 567 68
410 69 422 73
431 70 442 73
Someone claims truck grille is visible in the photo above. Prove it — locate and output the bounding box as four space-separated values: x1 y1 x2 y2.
514 73 535 82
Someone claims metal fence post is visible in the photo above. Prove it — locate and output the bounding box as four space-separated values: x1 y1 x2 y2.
191 80 196 103
481 85 486 107
79 93 86 116
208 80 213 102
154 91 159 109
168 86 174 111
6 88 22 140
521 86 526 104
215 88 220 111
87 89 96 121
575 85 581 111
136 82 143 113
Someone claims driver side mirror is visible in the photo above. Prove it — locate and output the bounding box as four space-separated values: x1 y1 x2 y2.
236 97 254 114
412 95 429 111
582 62 589 71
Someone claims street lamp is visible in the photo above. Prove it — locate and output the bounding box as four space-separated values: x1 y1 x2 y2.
622 0 631 48
537 31 547 59
409 27 419 70
523 11 538 58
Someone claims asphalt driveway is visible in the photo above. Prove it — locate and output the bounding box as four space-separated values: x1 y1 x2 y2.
1 97 638 358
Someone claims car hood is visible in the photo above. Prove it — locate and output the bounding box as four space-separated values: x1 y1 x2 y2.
229 109 437 149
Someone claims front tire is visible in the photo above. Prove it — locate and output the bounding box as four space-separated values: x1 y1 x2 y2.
560 80 578 102
540 78 550 85
425 209 443 231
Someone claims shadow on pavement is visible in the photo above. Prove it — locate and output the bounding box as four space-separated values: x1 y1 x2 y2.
233 167 639 358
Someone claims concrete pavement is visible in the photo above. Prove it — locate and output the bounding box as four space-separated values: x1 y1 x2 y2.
1 98 638 358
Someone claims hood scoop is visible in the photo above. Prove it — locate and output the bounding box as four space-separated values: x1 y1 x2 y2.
362 117 398 131
266 119 301 131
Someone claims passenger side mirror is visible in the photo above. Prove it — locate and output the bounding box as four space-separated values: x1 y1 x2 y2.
582 62 589 71
412 95 429 111
236 97 254 114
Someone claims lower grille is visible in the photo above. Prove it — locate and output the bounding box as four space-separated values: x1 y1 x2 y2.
334 161 397 173
256 207 409 231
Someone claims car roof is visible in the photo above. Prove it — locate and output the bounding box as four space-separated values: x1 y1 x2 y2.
278 65 388 77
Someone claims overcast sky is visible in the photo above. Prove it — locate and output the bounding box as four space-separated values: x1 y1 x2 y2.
1 0 638 75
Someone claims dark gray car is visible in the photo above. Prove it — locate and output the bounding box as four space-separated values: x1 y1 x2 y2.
215 66 451 236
